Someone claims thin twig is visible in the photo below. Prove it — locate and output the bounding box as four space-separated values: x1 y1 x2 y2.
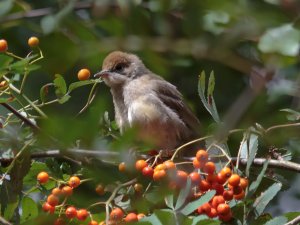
284 215 300 225
0 216 13 225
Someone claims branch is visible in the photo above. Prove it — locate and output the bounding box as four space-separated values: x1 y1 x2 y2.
1 103 40 132
0 216 13 225
231 157 300 173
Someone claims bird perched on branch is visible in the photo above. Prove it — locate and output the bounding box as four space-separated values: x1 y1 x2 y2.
95 51 201 151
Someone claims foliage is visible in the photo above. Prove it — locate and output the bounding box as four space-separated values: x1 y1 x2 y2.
0 0 300 225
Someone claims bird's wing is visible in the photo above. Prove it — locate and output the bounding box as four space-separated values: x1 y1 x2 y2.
151 77 201 136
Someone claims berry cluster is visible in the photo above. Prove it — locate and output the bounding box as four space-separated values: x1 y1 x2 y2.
119 149 248 222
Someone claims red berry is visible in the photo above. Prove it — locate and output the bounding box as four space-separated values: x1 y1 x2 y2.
28 36 39 47
61 186 73 196
219 167 232 179
196 149 208 162
47 194 59 206
88 221 98 225
189 172 201 185
119 162 126 172
68 176 81 188
65 206 77 219
77 68 91 81
142 166 154 178
77 209 89 221
52 187 63 196
42 202 55 214
211 195 225 208
0 39 8 52
217 203 231 216
199 180 211 192
223 190 234 201
153 169 166 181
95 184 105 195
110 208 124 221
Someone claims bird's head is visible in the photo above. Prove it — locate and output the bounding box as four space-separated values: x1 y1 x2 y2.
94 51 148 87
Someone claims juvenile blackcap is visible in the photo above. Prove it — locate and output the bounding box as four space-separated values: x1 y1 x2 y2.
95 51 201 150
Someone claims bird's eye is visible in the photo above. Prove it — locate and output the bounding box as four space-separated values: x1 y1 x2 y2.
114 63 124 72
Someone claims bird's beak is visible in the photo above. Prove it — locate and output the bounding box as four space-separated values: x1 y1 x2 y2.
94 70 111 79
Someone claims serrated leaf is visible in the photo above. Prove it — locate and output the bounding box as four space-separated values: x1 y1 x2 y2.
68 80 97 93
246 133 258 177
248 160 269 197
4 200 18 220
165 194 174 209
253 182 282 217
175 178 192 210
265 216 287 225
53 74 67 98
181 190 216 215
21 196 38 223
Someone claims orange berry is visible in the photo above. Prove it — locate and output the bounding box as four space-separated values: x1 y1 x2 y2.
154 163 166 171
199 179 211 192
153 169 166 181
211 195 225 208
135 159 148 171
204 162 216 174
61 186 73 196
68 176 81 188
124 213 138 222
42 202 55 213
223 190 234 201
95 184 105 195
137 213 145 220
228 174 240 187
110 208 124 221
216 173 227 184
37 171 49 184
206 174 217 183
77 209 89 221
217 203 231 216
0 39 8 52
189 172 201 185
220 167 232 179
28 36 39 47
207 207 218 218
119 162 126 172
240 178 249 189
134 183 143 193
212 182 224 195
201 202 211 215
196 149 208 162
176 170 188 187
65 206 77 219
193 157 204 169
163 160 176 170
77 68 91 81
47 194 59 206
52 187 62 196
142 166 154 178
234 190 245 200
88 221 98 225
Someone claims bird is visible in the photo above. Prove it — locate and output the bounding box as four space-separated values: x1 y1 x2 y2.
95 51 201 151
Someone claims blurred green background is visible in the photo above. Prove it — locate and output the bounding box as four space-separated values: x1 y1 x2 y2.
1 0 300 218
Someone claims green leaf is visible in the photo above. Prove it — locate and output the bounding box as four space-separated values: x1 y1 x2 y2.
175 178 192 210
192 217 220 225
0 98 9 103
280 108 300 121
0 54 13 68
181 190 216 215
207 71 215 97
23 161 48 186
258 23 300 56
4 200 18 220
68 80 97 93
265 216 287 225
165 194 174 209
54 74 67 98
252 182 282 217
154 209 176 225
246 133 258 177
0 0 13 16
58 94 71 104
248 160 269 197
141 213 163 225
21 196 38 223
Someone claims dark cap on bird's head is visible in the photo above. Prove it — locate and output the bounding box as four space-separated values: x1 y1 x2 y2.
94 51 148 87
